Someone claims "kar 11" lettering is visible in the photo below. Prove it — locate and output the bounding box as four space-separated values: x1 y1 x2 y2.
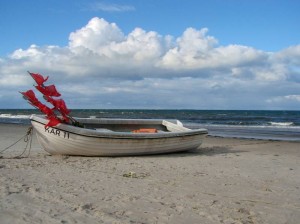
45 127 70 139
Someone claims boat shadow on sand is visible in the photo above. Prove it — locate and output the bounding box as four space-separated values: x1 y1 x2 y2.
145 146 247 158
42 147 247 159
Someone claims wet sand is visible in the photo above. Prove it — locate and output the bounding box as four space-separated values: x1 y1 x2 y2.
0 124 299 223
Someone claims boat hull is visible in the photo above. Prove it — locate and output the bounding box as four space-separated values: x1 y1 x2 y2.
30 115 207 156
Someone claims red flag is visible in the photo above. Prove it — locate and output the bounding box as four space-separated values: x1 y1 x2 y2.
35 84 61 97
21 72 80 128
29 72 49 86
45 116 61 128
20 90 39 104
44 95 56 106
28 101 40 109
57 99 70 115
20 90 41 109
61 114 70 123
44 96 71 115
36 103 54 117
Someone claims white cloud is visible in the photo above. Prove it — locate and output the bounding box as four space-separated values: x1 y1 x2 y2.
10 45 44 59
0 74 29 86
88 2 135 12
0 17 300 109
274 45 300 64
285 95 300 101
267 95 300 103
159 28 218 69
69 18 167 67
69 17 124 51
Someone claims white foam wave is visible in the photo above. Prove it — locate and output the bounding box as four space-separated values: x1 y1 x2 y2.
0 114 31 119
269 122 294 126
186 123 300 130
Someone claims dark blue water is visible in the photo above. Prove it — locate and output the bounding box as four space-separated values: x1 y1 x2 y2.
1 109 300 141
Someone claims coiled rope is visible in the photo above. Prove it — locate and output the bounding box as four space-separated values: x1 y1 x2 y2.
0 126 33 159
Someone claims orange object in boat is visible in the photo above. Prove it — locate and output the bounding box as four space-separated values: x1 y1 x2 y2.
132 128 157 133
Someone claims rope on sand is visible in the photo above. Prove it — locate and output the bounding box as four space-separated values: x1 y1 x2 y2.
0 126 33 159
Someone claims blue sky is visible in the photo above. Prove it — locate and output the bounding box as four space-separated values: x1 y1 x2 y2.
0 0 300 109
1 0 299 55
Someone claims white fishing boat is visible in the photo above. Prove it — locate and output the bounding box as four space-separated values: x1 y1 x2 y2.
30 114 208 156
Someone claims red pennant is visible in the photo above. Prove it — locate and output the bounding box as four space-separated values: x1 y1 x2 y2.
22 72 80 128
28 101 40 109
61 114 70 123
20 90 39 104
35 84 61 97
29 72 49 86
57 99 70 115
35 102 53 117
44 95 56 107
45 116 61 128
44 96 71 115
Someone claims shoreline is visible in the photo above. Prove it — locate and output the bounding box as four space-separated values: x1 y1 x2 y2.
1 121 300 142
1 124 300 223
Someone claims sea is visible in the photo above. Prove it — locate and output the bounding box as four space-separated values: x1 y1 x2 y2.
1 109 300 141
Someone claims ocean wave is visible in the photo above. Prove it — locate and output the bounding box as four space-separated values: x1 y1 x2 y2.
185 123 300 130
268 122 294 126
0 114 31 119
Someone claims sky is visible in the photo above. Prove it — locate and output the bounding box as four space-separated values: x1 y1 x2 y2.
0 0 300 110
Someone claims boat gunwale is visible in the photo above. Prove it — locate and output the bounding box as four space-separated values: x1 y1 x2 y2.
30 115 208 139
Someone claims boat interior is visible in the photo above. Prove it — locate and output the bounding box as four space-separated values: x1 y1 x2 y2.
76 118 190 133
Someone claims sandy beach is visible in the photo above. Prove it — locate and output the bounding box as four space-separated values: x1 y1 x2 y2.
0 124 299 224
